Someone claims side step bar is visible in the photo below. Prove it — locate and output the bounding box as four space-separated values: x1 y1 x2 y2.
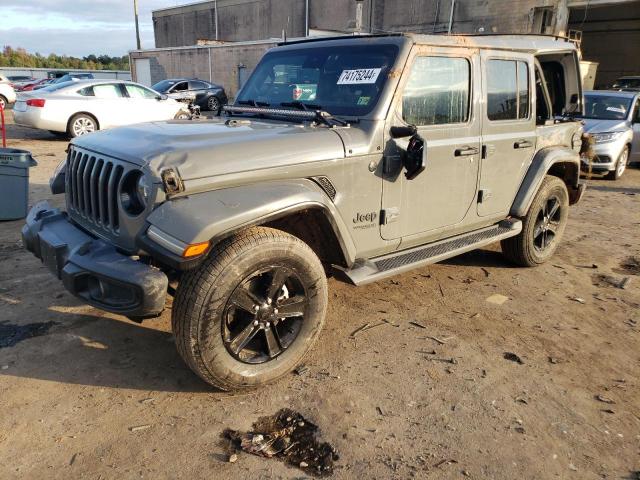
342 219 522 286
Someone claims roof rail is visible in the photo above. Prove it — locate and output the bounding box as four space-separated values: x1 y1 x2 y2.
278 33 404 46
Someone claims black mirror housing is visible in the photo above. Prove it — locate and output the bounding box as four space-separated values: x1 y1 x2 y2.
404 134 426 180
390 125 417 139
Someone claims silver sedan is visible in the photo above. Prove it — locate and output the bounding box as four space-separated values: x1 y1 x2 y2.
13 80 190 138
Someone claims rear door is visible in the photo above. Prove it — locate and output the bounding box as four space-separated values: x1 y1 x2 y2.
478 52 536 217
188 80 209 105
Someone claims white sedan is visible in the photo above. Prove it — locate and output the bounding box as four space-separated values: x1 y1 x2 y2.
13 80 190 138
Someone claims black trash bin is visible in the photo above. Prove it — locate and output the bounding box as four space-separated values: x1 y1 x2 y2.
0 148 37 220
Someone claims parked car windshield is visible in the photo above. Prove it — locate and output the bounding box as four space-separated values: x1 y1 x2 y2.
581 94 633 120
613 78 640 90
152 80 180 92
236 44 399 117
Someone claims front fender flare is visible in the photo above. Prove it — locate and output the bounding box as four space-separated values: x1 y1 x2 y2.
510 147 580 218
145 179 357 265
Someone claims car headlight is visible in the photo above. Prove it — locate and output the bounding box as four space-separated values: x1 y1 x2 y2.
120 171 150 215
592 131 623 144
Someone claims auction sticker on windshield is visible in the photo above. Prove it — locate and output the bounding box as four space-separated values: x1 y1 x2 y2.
337 68 382 85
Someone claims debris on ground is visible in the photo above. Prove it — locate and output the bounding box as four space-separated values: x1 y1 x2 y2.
592 274 631 290
503 352 524 365
349 321 390 337
409 321 427 329
568 296 586 304
128 424 152 432
486 294 509 305
595 394 616 404
294 364 310 376
0 320 59 348
228 453 238 463
619 256 640 276
223 409 338 477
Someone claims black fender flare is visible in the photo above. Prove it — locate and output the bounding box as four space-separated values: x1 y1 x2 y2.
510 146 581 217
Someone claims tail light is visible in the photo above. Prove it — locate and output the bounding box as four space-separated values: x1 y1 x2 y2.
27 99 46 108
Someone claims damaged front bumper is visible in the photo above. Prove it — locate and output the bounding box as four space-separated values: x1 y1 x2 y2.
22 201 168 318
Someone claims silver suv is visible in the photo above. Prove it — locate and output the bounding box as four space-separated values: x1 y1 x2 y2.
580 90 640 180
23 34 587 390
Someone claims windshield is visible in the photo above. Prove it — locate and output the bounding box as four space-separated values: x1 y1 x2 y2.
40 81 76 93
236 44 399 117
581 94 632 120
152 80 179 92
614 78 640 89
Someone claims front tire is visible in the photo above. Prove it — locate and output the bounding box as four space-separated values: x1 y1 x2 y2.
68 113 98 138
501 176 569 267
606 146 628 180
172 227 328 391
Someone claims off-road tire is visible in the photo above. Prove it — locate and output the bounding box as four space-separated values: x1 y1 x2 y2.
172 227 328 391
605 146 629 180
501 175 569 267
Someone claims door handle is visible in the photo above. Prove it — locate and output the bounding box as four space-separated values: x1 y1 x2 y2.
514 140 533 149
455 146 479 157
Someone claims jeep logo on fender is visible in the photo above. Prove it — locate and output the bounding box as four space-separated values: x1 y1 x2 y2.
353 212 377 224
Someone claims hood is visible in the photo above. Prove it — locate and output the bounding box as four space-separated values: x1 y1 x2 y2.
72 118 347 180
582 118 630 133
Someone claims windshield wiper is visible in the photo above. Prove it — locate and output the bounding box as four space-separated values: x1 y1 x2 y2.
238 99 270 107
280 101 323 111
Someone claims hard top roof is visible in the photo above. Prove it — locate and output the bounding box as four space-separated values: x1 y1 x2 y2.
585 89 639 98
277 33 578 54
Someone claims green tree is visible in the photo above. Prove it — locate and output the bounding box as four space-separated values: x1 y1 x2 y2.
0 46 130 71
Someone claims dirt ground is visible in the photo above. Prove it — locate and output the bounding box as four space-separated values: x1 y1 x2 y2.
0 112 639 480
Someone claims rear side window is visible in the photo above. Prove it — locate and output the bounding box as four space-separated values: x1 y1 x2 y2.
403 56 471 126
189 81 208 90
78 87 94 96
92 84 124 98
487 59 530 121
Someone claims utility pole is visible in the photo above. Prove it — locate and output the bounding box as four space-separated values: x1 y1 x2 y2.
133 0 142 50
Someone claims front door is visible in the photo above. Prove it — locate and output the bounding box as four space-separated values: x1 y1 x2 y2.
381 48 481 240
478 51 537 217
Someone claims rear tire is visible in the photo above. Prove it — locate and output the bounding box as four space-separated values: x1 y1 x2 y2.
0 95 7 110
172 227 328 391
67 113 98 138
501 176 569 267
207 96 221 114
605 146 628 180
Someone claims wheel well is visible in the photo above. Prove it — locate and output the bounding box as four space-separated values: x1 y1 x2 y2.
67 112 100 132
263 208 348 269
547 160 579 189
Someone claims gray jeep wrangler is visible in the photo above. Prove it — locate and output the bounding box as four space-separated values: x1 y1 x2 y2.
23 34 586 390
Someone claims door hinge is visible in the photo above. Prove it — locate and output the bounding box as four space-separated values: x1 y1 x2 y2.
478 189 492 203
380 207 400 225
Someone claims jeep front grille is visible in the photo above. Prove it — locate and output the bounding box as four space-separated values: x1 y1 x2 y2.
67 147 124 233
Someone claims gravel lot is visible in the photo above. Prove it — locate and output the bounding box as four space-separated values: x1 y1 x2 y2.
1 112 639 479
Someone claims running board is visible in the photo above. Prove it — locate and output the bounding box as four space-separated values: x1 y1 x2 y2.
342 219 522 286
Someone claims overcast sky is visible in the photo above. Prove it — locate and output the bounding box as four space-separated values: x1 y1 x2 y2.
2 1 186 57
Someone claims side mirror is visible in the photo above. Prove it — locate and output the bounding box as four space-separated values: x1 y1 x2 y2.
156 94 168 101
403 134 426 180
570 93 579 104
390 125 417 139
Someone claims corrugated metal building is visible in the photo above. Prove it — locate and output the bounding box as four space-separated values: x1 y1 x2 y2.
131 0 640 94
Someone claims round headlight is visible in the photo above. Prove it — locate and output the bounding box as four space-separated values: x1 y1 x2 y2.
120 171 149 216
136 174 151 207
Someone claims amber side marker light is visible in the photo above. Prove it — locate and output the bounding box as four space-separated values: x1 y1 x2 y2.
182 241 210 258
